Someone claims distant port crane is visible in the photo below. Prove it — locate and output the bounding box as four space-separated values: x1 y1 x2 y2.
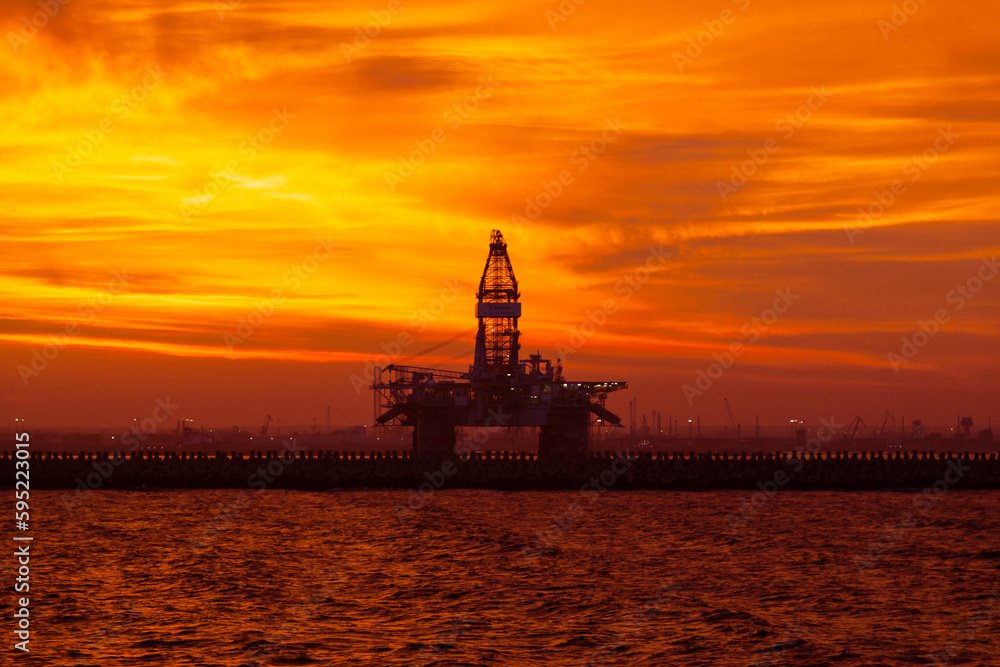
873 410 894 437
724 398 738 434
845 416 865 441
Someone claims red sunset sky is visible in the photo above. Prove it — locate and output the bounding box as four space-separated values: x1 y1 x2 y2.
1 0 998 430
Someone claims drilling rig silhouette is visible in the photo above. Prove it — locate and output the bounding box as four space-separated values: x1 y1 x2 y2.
372 230 627 460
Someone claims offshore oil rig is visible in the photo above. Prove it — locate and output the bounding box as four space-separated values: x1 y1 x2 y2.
372 230 627 460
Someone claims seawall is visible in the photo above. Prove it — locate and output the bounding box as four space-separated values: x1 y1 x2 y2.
4 449 999 491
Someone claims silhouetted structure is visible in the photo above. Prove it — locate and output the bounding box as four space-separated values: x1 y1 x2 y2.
372 230 626 461
10 448 1000 492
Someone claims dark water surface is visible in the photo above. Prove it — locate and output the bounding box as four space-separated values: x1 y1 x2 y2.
9 489 1000 666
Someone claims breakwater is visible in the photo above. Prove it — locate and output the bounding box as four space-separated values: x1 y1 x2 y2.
4 448 1000 491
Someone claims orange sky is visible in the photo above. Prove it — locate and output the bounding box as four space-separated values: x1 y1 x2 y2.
1 0 998 430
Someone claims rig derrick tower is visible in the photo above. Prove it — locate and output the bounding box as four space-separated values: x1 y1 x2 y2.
473 230 521 379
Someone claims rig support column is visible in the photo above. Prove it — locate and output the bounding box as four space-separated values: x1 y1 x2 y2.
412 406 460 461
538 406 590 461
